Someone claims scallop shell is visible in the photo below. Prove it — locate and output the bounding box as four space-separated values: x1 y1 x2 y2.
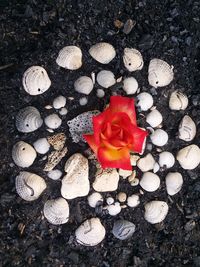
22 66 51 95
112 220 136 240
169 91 188 110
144 201 169 224
75 218 106 246
148 59 174 88
136 92 153 111
165 172 183 196
12 141 37 168
146 109 163 128
89 42 116 64
140 172 160 192
44 114 62 129
176 145 200 170
56 46 82 70
123 77 138 95
179 115 196 141
15 171 46 201
150 129 168 146
88 192 103 208
33 138 50 154
16 106 43 133
43 197 69 225
158 151 175 169
74 76 94 95
96 70 116 88
123 48 143 72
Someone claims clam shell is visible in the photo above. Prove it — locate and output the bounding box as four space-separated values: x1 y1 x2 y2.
53 95 66 109
140 172 160 192
15 171 46 201
146 109 163 128
137 153 155 172
75 218 106 246
47 133 66 150
96 70 116 88
150 129 168 146
89 42 116 64
165 172 183 196
22 66 51 95
158 151 175 169
176 144 200 170
12 141 37 168
74 76 94 95
169 91 188 110
136 92 153 111
16 106 43 133
43 197 69 225
56 46 82 70
179 115 196 141
112 220 136 240
44 114 62 129
148 59 174 88
144 201 169 224
123 48 143 72
33 138 50 154
123 77 138 95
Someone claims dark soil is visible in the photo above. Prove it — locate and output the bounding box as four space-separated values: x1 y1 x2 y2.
0 0 200 266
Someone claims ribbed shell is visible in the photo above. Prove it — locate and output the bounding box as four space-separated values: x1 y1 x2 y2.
178 115 196 141
96 70 116 88
56 46 82 70
74 76 94 95
89 42 116 64
123 48 144 72
112 220 136 240
169 91 188 110
144 201 169 224
16 106 43 133
22 66 51 95
15 171 46 201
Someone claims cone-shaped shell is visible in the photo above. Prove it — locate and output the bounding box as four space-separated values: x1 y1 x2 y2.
123 48 144 72
144 201 169 224
56 46 82 70
89 42 116 64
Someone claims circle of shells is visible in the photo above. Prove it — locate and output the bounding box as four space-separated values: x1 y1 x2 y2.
12 42 200 246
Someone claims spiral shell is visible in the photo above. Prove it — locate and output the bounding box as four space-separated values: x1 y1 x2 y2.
15 171 46 201
178 115 196 141
22 66 51 95
169 91 188 110
16 106 43 133
74 76 94 95
56 46 82 70
165 172 183 196
123 48 144 72
112 220 136 240
89 42 116 64
144 201 169 224
96 70 116 88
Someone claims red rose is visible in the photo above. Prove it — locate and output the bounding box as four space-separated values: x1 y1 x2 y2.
83 96 148 170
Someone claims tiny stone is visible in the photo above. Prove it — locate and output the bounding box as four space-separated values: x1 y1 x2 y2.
47 169 62 180
45 105 53 109
123 19 136 34
59 107 68 116
96 89 105 98
79 97 88 106
117 192 127 203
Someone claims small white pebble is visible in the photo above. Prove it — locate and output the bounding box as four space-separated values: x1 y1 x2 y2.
150 129 168 146
33 138 50 154
47 169 62 180
137 92 153 111
88 192 103 208
107 202 121 216
45 114 62 129
46 128 54 133
53 95 66 109
59 107 68 116
127 195 140 208
117 192 127 203
123 77 138 95
106 197 114 205
45 105 53 109
79 97 88 106
146 109 163 128
96 89 105 98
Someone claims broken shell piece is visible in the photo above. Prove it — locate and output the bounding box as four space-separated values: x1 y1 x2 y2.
44 114 62 129
15 171 46 201
43 147 68 171
118 169 132 179
130 155 140 166
33 138 50 154
56 46 82 70
112 220 136 240
123 48 143 72
169 91 188 110
117 192 127 203
146 109 163 128
153 162 160 173
165 172 183 196
96 70 116 88
176 145 200 170
53 95 66 109
74 76 93 95
137 153 155 172
89 42 116 64
107 202 121 216
123 77 138 95
47 133 66 150
16 106 43 133
159 151 175 169
144 201 169 224
75 218 106 246
150 129 168 146
43 197 69 225
179 115 196 141
93 168 119 192
12 141 37 168
127 194 140 208
140 172 160 192
47 169 62 180
22 66 51 95
96 89 105 98
88 192 103 208
148 59 174 88
136 92 153 111
106 197 114 205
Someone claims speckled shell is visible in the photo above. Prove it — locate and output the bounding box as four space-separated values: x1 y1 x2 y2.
123 48 144 72
179 115 196 141
43 197 69 225
165 172 183 196
144 201 169 224
150 129 168 147
56 46 82 70
74 76 94 95
140 172 160 192
112 220 136 240
12 141 37 168
169 91 188 110
176 145 200 170
148 59 174 88
96 70 116 88
75 218 106 246
15 171 46 201
89 42 116 64
16 106 43 133
22 66 51 95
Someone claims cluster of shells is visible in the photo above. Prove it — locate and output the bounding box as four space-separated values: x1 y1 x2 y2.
12 42 200 246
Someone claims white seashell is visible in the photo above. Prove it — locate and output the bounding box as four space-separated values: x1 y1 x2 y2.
16 106 43 133
169 91 188 110
47 169 62 180
153 162 160 173
123 77 138 95
117 192 127 203
22 66 51 95
176 145 200 170
178 115 196 141
130 154 140 166
159 151 175 169
56 46 82 70
43 147 68 171
165 172 183 196
45 105 53 110
118 169 132 178
148 59 174 88
96 88 105 98
89 42 116 64
93 168 119 192
75 218 106 246
106 197 115 205
146 109 163 128
107 202 121 216
140 172 160 192
150 129 168 146
74 76 93 95
53 95 66 109
79 97 88 106
96 70 116 88
12 141 37 168
112 220 136 240
123 48 143 72
87 192 103 208
137 92 153 111
127 194 140 208
91 72 95 84
15 171 46 201
137 153 155 172
33 138 50 154
59 107 68 116
43 197 69 225
144 201 169 224
44 114 62 129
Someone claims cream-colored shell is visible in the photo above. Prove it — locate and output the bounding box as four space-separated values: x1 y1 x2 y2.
15 171 46 201
169 91 188 110
146 109 163 128
179 115 196 141
140 172 160 192
137 153 155 172
87 192 103 208
123 48 143 72
44 114 62 129
12 141 37 168
75 218 106 246
176 145 200 170
150 129 168 146
148 59 174 88
123 77 138 95
43 197 69 225
74 76 94 95
53 95 66 109
96 70 116 88
137 92 153 111
33 138 50 154
165 172 183 196
144 201 169 224
158 151 175 169
93 168 119 192
22 66 51 95
89 42 116 64
16 106 43 133
56 46 82 70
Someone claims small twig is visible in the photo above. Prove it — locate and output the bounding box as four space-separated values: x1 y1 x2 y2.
0 63 14 71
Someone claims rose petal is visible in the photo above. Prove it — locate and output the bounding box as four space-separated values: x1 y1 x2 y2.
83 134 98 154
131 127 148 153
